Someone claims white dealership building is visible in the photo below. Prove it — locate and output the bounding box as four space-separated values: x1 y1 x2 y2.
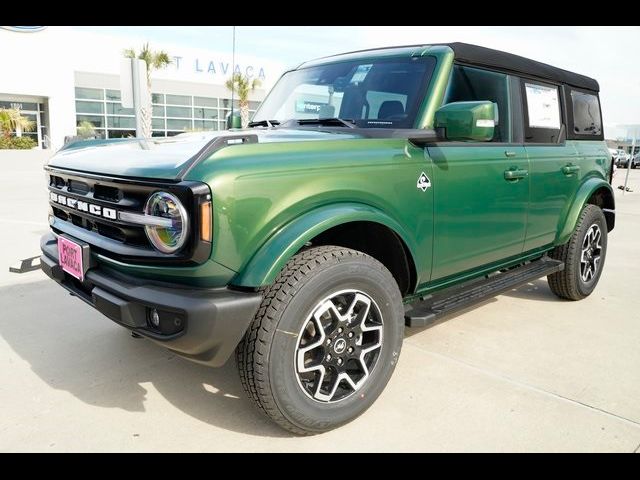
0 26 283 150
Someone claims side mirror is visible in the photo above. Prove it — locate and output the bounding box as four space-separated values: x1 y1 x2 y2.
434 101 498 142
226 110 242 129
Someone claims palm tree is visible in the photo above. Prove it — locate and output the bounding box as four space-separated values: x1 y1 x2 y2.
77 120 97 139
225 73 261 128
123 43 171 137
0 108 35 139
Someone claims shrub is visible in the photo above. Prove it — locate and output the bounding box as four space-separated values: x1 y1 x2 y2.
0 136 37 149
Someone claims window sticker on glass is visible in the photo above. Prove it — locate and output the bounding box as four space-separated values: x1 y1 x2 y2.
525 83 560 129
350 64 373 84
295 99 325 114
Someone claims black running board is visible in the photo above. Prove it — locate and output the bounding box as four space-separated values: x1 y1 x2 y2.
404 257 564 327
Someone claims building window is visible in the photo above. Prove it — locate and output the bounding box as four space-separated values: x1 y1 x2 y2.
194 96 218 108
194 107 218 120
107 130 135 139
76 115 104 128
167 118 192 130
166 106 191 118
106 89 122 101
75 87 104 100
107 116 136 128
194 120 218 130
106 103 134 116
166 94 191 106
76 88 262 138
75 101 104 114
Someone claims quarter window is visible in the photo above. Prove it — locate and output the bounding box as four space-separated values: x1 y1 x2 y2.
570 91 602 136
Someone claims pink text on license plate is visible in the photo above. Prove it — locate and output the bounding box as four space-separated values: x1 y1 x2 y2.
58 236 85 281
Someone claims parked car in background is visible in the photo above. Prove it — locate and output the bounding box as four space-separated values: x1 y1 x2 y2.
609 148 618 160
618 152 638 168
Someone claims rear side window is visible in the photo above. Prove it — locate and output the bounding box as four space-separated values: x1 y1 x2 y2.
444 65 511 142
521 80 562 143
570 91 602 136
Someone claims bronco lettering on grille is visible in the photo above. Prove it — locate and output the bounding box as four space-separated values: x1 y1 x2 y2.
50 192 117 220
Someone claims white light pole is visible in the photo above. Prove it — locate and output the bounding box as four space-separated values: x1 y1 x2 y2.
620 124 640 194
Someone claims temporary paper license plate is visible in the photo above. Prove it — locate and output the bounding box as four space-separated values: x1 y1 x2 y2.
58 236 86 281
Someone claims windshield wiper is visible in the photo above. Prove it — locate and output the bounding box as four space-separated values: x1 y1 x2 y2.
248 119 280 128
295 118 356 128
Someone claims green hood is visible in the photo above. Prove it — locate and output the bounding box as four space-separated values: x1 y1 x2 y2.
48 129 362 181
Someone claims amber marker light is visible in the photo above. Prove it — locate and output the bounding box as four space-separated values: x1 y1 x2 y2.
200 200 212 242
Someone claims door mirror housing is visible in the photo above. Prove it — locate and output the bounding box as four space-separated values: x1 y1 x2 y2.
434 101 498 142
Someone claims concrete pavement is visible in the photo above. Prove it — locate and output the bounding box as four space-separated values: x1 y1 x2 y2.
1 156 639 452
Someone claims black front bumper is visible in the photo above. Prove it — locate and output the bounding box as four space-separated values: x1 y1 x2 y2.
40 233 262 367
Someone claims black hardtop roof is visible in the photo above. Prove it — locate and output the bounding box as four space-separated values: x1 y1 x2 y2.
445 42 599 92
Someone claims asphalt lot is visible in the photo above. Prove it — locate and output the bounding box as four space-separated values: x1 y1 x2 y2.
1 154 639 452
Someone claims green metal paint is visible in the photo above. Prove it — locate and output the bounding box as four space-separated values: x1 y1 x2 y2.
185 137 433 287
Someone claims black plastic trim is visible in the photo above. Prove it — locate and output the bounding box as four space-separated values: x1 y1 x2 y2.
41 233 262 367
46 167 212 266
405 256 564 328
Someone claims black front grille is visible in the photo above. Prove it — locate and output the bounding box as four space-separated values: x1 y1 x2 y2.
68 179 90 195
94 184 120 202
46 168 212 265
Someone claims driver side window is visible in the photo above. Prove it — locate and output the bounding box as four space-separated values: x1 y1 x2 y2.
444 65 511 142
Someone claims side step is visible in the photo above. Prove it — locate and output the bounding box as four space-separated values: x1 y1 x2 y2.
404 257 564 327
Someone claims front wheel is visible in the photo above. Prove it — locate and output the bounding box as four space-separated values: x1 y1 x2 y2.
548 204 608 300
236 246 404 435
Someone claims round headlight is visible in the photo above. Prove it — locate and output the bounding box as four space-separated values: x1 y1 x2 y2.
144 192 189 253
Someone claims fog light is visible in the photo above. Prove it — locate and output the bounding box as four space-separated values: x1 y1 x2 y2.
150 309 160 327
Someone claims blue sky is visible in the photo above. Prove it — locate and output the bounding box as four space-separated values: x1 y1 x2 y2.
74 26 640 138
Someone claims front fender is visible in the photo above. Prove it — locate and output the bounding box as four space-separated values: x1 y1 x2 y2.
231 202 418 287
556 178 615 245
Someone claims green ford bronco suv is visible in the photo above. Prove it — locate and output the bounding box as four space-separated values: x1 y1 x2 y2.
41 43 615 434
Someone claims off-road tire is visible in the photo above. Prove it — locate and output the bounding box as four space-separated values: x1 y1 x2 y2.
547 204 608 300
236 246 404 435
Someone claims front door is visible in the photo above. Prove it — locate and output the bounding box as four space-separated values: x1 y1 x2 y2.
428 144 530 280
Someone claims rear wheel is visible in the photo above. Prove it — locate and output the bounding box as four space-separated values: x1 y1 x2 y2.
548 204 608 300
236 246 404 435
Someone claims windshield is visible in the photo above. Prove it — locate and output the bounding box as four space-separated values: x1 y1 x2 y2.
253 56 436 129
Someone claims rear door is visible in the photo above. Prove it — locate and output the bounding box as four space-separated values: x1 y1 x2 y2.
520 79 580 252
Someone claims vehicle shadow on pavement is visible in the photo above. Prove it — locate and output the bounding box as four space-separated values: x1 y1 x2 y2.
501 278 559 302
0 279 292 438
